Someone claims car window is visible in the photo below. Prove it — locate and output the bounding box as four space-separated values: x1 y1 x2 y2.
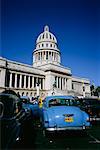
82 99 100 106
49 98 81 107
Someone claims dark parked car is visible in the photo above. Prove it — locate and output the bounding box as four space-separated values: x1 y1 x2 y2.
79 98 100 123
0 91 31 149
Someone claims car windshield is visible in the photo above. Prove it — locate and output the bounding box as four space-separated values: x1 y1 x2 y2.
49 98 81 107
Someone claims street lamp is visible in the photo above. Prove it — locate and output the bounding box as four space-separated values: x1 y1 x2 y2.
5 61 10 88
82 81 85 98
36 82 40 97
52 81 56 95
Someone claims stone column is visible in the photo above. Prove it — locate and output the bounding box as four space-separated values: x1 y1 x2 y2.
0 69 6 87
43 78 45 90
44 51 46 60
32 76 34 89
65 78 67 90
9 73 12 88
36 53 37 61
67 78 72 91
58 54 60 63
56 53 57 61
56 76 58 88
53 52 55 61
24 75 26 88
59 77 61 89
41 52 42 60
47 51 48 60
28 76 30 89
62 78 64 90
15 73 17 88
34 54 36 61
19 74 22 88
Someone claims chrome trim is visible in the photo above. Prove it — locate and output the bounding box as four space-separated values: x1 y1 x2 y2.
46 126 87 131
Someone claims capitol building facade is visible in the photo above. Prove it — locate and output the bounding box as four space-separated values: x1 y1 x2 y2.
0 26 90 98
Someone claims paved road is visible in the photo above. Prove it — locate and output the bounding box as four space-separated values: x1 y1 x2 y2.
14 121 100 150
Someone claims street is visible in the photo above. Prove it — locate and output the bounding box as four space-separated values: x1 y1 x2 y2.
13 121 100 150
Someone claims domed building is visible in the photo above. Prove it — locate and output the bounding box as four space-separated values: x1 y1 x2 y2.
0 25 90 97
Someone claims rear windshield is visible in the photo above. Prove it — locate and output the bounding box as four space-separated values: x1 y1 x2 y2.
49 98 81 107
20 98 30 104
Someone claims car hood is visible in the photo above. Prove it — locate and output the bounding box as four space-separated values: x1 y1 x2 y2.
46 106 86 127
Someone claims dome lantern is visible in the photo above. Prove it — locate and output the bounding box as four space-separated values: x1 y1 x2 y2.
44 25 49 32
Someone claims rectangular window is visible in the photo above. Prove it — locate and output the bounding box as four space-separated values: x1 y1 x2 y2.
30 76 32 88
58 77 60 88
22 75 24 88
61 78 62 90
12 73 15 87
17 74 20 88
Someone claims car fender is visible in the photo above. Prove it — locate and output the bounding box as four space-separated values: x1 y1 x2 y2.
81 110 90 126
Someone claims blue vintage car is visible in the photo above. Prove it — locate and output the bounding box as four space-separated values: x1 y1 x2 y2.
40 95 90 134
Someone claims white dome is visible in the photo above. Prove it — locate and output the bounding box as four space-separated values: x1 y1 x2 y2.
33 25 61 67
36 25 57 44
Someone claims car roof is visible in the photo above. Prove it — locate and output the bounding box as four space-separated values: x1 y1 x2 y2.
45 95 75 102
0 93 18 98
20 96 30 99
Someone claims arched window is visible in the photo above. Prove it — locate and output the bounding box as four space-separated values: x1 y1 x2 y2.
42 34 44 39
50 44 52 47
42 43 44 47
26 92 28 96
50 34 52 39
34 92 36 97
22 92 24 96
30 92 32 96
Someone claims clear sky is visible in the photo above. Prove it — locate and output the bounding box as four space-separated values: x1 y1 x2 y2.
1 0 100 86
